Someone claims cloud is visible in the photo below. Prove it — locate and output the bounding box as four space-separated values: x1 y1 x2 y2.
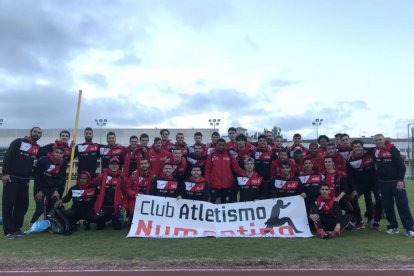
270 79 299 88
82 74 108 88
114 54 141 66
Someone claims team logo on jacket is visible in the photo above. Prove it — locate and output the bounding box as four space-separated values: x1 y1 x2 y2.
100 148 110 155
105 176 113 184
274 180 298 190
157 180 178 190
187 157 196 164
78 145 88 152
349 160 362 169
255 152 262 159
185 181 204 192
20 142 38 155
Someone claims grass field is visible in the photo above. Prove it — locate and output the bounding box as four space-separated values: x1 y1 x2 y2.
1 181 414 270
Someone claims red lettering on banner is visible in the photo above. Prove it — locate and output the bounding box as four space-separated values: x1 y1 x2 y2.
203 230 216 236
220 230 236 236
155 225 161 235
135 220 152 236
174 227 198 237
260 228 275 235
165 226 170 235
278 226 294 236
250 223 257 235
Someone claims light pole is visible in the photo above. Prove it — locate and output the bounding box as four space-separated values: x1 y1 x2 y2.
209 118 220 130
312 118 323 139
95 118 107 144
408 123 414 180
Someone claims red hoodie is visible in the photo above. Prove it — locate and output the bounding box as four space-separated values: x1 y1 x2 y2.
205 150 244 189
126 169 155 213
93 169 127 215
123 145 145 177
147 149 173 176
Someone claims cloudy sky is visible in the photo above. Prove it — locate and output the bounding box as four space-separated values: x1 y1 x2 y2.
1 0 413 139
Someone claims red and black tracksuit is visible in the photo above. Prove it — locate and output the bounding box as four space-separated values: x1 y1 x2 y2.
62 172 99 227
205 150 244 203
374 143 413 231
234 172 265 202
75 141 100 178
304 154 325 174
150 175 182 198
31 152 68 224
311 195 348 233
270 159 295 180
251 147 274 181
288 144 308 158
2 137 39 235
270 175 302 198
347 150 382 223
337 145 352 159
93 169 127 230
322 170 353 215
298 172 323 213
123 146 146 177
229 146 254 170
171 157 187 184
38 139 71 162
186 151 208 176
181 176 210 202
147 149 173 176
99 144 125 171
125 169 155 215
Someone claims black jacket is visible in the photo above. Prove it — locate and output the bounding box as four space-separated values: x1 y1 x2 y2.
2 137 39 178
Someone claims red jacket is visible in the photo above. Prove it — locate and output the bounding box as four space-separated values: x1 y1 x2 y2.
270 158 295 179
147 149 173 176
93 169 127 215
126 169 155 213
122 145 145 177
205 150 244 189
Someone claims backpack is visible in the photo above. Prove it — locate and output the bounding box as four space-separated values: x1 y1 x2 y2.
48 207 72 235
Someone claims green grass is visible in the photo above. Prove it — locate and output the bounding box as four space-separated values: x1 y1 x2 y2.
1 181 414 264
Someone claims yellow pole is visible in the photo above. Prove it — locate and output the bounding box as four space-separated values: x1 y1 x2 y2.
65 90 82 194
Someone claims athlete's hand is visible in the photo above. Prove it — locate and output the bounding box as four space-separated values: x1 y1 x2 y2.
397 181 405 191
52 191 60 200
300 193 306 199
55 199 63 208
334 224 341 234
309 214 319 223
1 175 11 186
176 195 182 200
35 191 44 202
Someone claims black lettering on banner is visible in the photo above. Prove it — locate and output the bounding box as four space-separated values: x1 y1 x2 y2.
238 208 255 221
206 209 214 222
256 207 266 219
228 209 237 222
141 201 151 215
180 204 189 219
166 202 174 217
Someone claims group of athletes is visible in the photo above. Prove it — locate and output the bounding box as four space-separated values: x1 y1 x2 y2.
2 126 413 239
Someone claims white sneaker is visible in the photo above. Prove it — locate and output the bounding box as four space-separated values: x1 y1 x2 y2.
386 228 399 235
406 230 414 238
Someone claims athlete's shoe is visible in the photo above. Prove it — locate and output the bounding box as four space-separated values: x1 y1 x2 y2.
406 229 414 238
13 230 27 237
386 228 399 235
354 223 365 230
5 233 17 240
372 222 381 232
317 228 328 239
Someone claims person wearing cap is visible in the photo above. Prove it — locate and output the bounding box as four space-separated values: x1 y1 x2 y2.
2 127 42 239
288 133 308 158
234 157 266 202
57 171 99 231
93 157 127 230
181 166 209 202
99 131 125 172
30 146 68 225
149 163 182 199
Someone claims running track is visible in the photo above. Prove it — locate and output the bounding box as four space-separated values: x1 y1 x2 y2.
0 269 413 275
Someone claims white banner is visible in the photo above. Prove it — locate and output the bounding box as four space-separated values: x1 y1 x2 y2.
127 195 313 238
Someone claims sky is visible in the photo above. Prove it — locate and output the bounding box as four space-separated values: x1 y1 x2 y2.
1 0 414 140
